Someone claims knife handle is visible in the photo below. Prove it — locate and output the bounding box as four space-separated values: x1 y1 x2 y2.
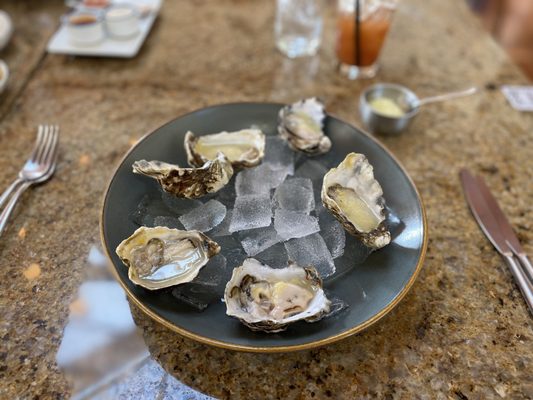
504 254 533 316
516 253 533 284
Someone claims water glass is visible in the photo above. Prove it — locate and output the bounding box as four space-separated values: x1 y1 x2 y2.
275 0 323 58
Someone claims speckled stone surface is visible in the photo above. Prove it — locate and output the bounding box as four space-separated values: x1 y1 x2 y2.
0 0 532 398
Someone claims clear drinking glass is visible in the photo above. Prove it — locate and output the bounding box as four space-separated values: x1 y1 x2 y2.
275 0 323 58
336 0 397 79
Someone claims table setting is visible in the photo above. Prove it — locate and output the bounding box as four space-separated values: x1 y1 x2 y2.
0 0 532 399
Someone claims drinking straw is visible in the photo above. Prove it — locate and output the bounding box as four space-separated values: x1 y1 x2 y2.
355 0 361 66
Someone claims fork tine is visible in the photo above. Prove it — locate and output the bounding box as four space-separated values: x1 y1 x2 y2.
43 126 59 171
29 125 45 163
34 125 51 164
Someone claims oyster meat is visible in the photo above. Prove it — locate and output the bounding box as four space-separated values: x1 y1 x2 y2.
321 152 391 250
132 153 233 199
224 258 331 332
116 227 220 290
278 97 331 155
185 129 265 169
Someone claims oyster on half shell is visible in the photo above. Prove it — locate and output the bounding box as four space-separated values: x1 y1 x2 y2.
321 153 391 250
116 227 220 290
224 258 331 333
278 97 331 155
185 129 265 169
132 153 233 199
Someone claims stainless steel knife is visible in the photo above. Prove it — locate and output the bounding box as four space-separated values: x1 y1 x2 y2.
474 175 533 282
460 169 533 314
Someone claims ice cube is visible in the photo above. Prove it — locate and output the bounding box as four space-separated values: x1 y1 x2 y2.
323 294 349 318
217 235 247 271
333 237 372 276
385 206 405 240
131 194 171 226
193 254 227 287
235 164 289 196
295 159 328 181
209 210 233 237
255 242 289 268
171 283 219 312
318 211 346 259
160 189 203 215
141 215 155 227
153 216 184 230
262 136 295 174
206 181 236 207
273 209 320 240
284 233 335 278
229 193 272 232
273 178 314 214
238 226 281 256
178 200 227 232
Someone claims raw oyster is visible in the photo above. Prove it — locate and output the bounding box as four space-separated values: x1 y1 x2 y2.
116 227 220 290
185 129 265 169
321 153 391 250
278 97 331 155
224 258 331 333
132 153 233 199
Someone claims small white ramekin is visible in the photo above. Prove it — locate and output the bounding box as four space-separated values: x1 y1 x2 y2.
105 4 140 39
62 10 105 46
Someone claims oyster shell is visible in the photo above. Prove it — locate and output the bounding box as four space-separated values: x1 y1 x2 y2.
185 129 265 169
321 153 391 250
224 258 331 333
116 227 220 290
132 153 233 199
278 97 331 155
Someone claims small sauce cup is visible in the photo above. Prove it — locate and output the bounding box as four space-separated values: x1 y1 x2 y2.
62 10 105 46
359 83 419 135
105 4 140 39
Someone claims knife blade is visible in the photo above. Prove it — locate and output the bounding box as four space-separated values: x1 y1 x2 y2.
459 169 511 256
460 169 533 315
474 175 533 281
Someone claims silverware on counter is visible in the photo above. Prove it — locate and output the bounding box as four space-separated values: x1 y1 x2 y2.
0 125 59 236
460 169 533 315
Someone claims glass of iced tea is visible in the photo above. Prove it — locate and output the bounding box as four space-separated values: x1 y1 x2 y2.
336 0 397 79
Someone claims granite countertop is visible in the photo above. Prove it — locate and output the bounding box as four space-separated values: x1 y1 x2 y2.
0 0 532 398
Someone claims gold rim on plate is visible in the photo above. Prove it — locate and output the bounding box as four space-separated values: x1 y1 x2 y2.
99 102 428 353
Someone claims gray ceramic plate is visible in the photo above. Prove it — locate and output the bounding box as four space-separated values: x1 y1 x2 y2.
100 103 427 353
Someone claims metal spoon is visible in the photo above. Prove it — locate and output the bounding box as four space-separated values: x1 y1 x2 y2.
359 84 479 135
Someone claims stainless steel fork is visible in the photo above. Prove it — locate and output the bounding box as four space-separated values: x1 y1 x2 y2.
0 125 59 236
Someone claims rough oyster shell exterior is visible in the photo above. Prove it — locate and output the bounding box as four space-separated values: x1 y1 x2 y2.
132 153 233 199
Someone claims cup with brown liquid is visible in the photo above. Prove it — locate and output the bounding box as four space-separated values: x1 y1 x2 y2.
336 0 397 79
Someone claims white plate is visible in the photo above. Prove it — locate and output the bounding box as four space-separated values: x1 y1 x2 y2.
47 0 161 58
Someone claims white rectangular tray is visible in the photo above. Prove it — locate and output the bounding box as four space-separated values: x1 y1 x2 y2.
47 0 162 58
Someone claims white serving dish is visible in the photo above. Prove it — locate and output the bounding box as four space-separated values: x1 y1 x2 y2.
47 0 161 58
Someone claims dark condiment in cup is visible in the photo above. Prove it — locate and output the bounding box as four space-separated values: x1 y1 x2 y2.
69 14 98 25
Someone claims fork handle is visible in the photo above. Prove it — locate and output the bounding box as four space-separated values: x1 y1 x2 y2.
0 178 22 210
0 181 31 237
504 254 533 316
517 253 533 284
